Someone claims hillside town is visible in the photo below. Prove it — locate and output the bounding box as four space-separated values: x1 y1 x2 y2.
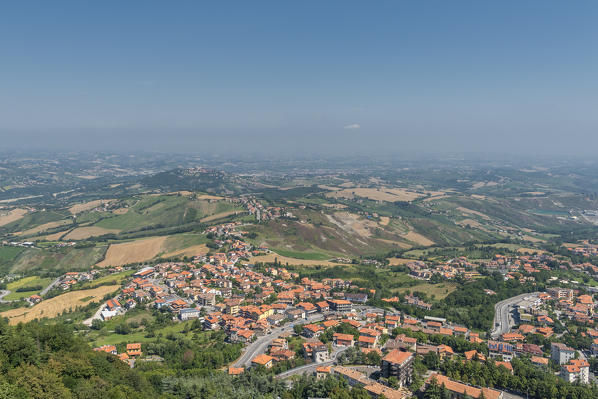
59 228 598 399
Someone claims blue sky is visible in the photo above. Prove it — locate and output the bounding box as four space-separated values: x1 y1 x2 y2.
1 1 597 155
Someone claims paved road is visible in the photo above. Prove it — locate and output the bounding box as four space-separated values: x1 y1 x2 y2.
232 313 325 368
276 346 348 379
491 292 539 339
40 277 61 296
83 301 106 326
232 306 385 368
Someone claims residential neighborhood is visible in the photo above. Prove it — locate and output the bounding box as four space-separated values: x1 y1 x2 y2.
73 229 598 399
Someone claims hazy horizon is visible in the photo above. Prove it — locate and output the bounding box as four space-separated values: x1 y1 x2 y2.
2 1 597 156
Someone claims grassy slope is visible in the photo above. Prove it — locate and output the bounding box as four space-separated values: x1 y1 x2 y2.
159 233 209 254
247 208 410 258
1 211 69 234
11 245 108 274
93 195 242 232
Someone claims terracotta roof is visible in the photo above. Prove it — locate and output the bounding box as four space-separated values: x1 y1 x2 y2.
570 358 589 368
563 364 580 373
382 349 413 365
358 335 376 344
495 361 513 371
531 356 548 365
437 344 454 354
315 365 332 373
464 350 485 361
363 383 407 399
228 367 244 375
251 354 274 365
427 373 502 399
333 333 354 342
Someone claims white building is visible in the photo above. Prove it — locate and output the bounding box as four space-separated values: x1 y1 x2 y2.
551 343 575 365
179 308 200 321
561 359 590 384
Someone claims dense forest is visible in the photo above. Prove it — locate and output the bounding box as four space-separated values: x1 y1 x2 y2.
0 318 157 398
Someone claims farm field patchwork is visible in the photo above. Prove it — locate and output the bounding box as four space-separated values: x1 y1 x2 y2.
69 199 115 215
325 187 424 202
11 245 108 273
15 219 71 236
80 270 136 288
0 208 28 226
402 231 435 246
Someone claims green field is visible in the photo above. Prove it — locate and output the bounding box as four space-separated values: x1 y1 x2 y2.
0 246 24 262
4 275 53 300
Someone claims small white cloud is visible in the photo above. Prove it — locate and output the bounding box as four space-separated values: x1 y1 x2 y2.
135 80 155 86
343 123 360 130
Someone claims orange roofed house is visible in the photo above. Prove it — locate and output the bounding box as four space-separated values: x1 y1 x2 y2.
228 367 244 375
333 333 355 347
252 354 274 368
126 343 142 357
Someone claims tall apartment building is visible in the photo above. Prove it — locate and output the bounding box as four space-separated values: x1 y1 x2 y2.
381 349 414 387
